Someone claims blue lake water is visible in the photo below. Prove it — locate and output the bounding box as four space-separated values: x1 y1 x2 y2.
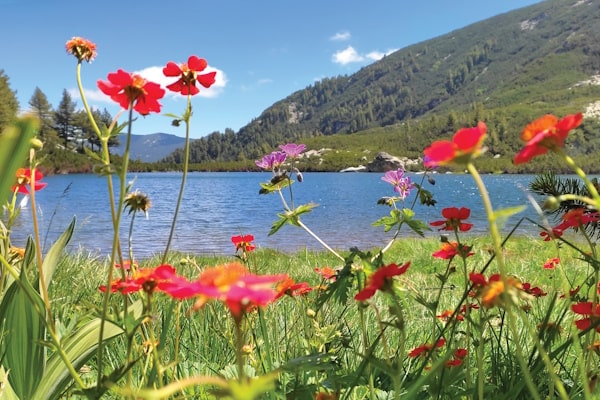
9 172 553 258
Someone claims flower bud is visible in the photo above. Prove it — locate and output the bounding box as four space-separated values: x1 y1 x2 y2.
306 309 316 318
30 138 43 150
542 196 560 211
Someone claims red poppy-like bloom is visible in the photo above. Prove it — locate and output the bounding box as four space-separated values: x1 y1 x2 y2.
97 69 165 115
65 36 97 63
430 207 473 232
540 227 563 241
469 273 522 308
163 55 217 96
231 234 256 252
408 338 446 358
423 122 487 168
436 309 465 322
543 257 560 270
99 264 178 295
194 262 287 322
432 241 474 260
354 262 410 301
572 301 600 333
12 168 47 194
521 282 547 298
446 348 468 367
315 266 337 281
514 113 583 164
274 278 313 300
114 260 138 271
555 208 600 231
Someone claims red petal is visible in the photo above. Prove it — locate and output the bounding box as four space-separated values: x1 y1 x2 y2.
452 122 486 152
163 62 183 77
198 71 217 88
424 141 455 166
188 56 208 71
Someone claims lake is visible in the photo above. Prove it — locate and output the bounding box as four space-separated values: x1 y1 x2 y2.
8 172 552 258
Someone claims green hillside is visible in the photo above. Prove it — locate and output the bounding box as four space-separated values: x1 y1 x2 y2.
160 0 600 173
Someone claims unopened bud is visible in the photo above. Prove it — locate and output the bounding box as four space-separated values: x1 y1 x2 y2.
30 138 43 150
543 196 560 211
306 309 316 318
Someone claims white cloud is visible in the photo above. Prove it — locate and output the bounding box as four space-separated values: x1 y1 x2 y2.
330 31 351 41
332 46 365 65
366 48 398 61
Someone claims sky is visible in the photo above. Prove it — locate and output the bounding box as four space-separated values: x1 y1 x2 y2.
1 0 544 139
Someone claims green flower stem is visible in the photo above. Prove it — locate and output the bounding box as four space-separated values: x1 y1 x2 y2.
467 162 543 400
235 321 245 382
296 219 344 261
557 148 600 208
28 164 54 333
162 96 192 264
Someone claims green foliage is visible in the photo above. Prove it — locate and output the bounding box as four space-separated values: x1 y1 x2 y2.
0 117 38 203
0 70 19 133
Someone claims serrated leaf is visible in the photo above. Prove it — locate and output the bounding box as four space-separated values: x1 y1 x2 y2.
372 209 402 232
268 203 317 235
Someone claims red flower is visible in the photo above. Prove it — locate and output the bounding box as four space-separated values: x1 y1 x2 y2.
514 113 583 164
446 348 468 367
432 241 474 260
195 262 287 322
99 264 178 295
408 338 446 358
274 278 313 300
521 282 547 297
231 234 256 252
572 301 600 333
97 69 165 115
469 273 522 308
315 266 337 281
555 208 600 231
65 36 97 63
430 207 473 232
12 168 47 194
423 122 486 167
543 257 560 270
540 228 563 241
163 55 216 96
354 262 410 301
436 309 465 322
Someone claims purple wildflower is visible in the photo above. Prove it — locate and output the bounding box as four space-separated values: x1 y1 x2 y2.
381 168 413 200
279 143 306 159
255 151 287 170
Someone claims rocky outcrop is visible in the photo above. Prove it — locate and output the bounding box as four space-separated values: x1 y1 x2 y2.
365 152 420 172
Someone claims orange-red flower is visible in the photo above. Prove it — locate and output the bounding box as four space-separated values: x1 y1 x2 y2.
469 273 522 308
446 348 468 367
514 113 583 164
521 282 547 298
163 55 217 96
543 257 560 270
65 36 97 63
315 266 337 281
572 301 600 333
555 208 600 231
274 278 313 300
432 241 474 260
354 262 410 301
12 167 47 194
423 122 486 167
97 69 165 115
231 234 256 253
408 338 446 358
99 264 178 295
430 207 473 232
194 262 287 322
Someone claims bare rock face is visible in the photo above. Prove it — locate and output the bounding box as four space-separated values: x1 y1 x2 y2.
366 152 404 172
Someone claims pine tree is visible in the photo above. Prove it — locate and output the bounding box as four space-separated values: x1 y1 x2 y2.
0 70 19 132
28 87 57 141
54 89 77 149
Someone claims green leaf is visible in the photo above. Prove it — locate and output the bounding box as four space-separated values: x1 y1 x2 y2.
40 217 75 294
0 117 38 204
281 353 338 372
258 179 291 195
268 203 317 235
372 209 402 232
0 270 45 399
493 205 527 229
0 366 20 400
32 318 125 400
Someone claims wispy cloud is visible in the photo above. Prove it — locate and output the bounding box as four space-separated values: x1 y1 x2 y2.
330 31 351 41
332 46 364 65
366 49 398 61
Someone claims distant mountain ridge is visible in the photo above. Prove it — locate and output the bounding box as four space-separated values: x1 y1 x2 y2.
112 132 191 162
154 0 600 167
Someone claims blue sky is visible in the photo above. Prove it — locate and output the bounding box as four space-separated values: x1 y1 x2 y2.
1 0 543 139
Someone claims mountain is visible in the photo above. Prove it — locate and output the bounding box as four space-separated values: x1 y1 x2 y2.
160 0 600 172
112 132 192 162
